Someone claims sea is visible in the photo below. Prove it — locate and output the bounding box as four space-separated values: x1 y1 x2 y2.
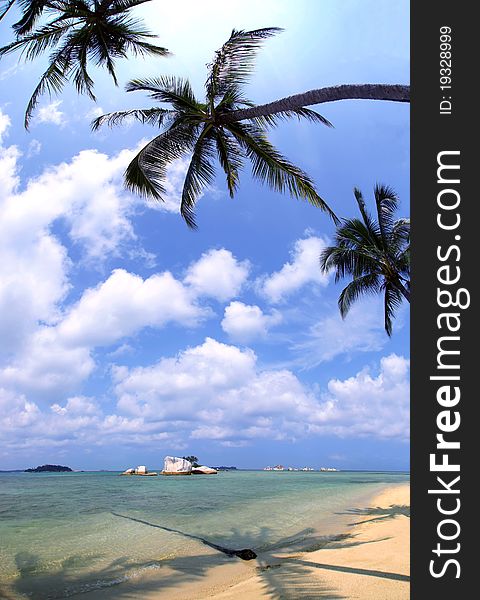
0 470 409 599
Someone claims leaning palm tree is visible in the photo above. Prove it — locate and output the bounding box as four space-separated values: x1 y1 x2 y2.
0 0 167 128
93 27 343 228
94 27 409 229
320 185 410 336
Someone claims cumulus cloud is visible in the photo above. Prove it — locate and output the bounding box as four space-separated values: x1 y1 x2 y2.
0 268 208 397
36 100 66 126
0 336 409 454
110 339 409 444
314 354 410 439
221 301 281 342
57 269 206 348
0 107 210 395
0 106 409 459
184 248 250 301
259 236 330 303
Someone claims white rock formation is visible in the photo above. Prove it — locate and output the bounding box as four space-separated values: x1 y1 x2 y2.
162 456 192 475
192 465 218 474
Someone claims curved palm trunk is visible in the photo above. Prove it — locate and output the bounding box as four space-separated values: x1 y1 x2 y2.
219 84 409 124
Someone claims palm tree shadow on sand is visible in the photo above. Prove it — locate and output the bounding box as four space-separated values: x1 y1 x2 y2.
2 507 409 599
336 504 410 526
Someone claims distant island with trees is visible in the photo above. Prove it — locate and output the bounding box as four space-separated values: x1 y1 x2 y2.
25 465 73 473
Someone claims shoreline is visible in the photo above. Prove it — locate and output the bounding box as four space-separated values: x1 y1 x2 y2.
80 481 409 600
210 482 410 599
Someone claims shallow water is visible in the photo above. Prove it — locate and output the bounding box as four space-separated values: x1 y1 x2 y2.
0 470 409 598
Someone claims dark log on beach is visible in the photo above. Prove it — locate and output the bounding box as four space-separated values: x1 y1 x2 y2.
111 512 257 561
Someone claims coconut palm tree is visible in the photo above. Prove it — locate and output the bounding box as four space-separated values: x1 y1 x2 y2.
93 27 343 228
0 0 167 128
94 27 409 229
320 185 410 336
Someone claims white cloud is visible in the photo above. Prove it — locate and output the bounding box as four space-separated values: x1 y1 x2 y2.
314 354 410 439
36 100 66 126
27 139 42 157
260 236 330 303
57 268 206 348
292 300 387 367
0 338 409 454
0 110 211 399
111 339 409 444
0 111 10 143
184 248 250 301
221 301 281 342
85 106 104 120
114 337 257 418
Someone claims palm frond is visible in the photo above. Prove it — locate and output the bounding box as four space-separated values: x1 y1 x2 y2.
92 107 174 130
124 122 197 200
227 121 339 222
215 130 243 197
0 22 72 60
338 273 382 318
0 0 15 22
106 0 155 15
206 27 282 99
126 77 202 114
334 218 381 253
251 107 333 129
320 245 379 282
71 40 95 98
391 217 410 244
383 282 403 336
180 125 216 229
13 0 49 35
24 47 72 129
375 183 399 246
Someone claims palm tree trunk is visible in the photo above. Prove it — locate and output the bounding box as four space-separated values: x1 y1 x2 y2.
219 84 409 124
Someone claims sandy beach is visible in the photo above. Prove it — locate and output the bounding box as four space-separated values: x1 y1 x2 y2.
82 482 409 600
211 483 410 600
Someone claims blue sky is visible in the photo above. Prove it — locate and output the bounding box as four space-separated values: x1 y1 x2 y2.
0 0 410 471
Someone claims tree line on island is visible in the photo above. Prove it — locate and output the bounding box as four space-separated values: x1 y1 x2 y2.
25 464 73 472
0 1 409 334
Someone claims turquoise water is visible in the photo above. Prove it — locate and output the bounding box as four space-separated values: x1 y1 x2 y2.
0 470 409 598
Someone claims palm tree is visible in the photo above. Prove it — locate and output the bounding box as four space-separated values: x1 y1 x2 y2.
320 185 410 336
0 0 167 128
93 27 345 228
93 27 409 229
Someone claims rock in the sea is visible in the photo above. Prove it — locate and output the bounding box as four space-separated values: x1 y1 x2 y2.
120 468 135 475
192 465 218 475
120 466 157 476
162 456 192 475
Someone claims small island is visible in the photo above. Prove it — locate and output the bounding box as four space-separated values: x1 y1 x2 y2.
25 464 73 473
